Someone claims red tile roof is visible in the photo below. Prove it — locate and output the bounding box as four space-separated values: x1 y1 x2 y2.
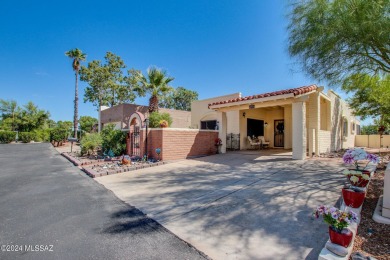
208 85 318 108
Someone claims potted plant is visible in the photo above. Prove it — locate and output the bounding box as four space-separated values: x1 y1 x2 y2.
342 148 379 187
314 205 358 247
159 120 169 128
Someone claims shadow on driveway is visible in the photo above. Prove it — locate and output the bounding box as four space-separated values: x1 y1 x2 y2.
97 150 346 260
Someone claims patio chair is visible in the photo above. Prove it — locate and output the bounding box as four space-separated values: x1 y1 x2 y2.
258 136 270 149
247 136 261 150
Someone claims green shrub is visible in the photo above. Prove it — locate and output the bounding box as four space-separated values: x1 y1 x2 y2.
149 112 173 128
80 133 102 155
101 124 126 156
33 129 51 142
50 128 68 142
0 131 16 143
18 132 36 143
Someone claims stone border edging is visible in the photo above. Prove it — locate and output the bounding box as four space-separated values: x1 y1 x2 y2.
82 161 166 178
60 152 167 178
61 152 82 166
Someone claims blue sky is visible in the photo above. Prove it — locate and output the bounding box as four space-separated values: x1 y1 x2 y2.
1 0 365 123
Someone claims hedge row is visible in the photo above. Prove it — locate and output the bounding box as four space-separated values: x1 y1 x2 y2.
0 128 69 144
18 132 36 143
50 128 68 142
0 131 17 143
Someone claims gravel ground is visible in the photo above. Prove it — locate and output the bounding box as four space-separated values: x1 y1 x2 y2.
352 155 390 260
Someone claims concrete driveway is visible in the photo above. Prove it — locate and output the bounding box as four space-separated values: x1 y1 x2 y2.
96 150 346 260
0 143 206 260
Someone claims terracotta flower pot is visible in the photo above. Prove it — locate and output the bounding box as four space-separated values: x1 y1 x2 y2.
347 170 370 187
342 187 365 208
328 227 353 248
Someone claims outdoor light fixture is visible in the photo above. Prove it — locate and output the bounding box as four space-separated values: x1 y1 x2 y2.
264 122 268 127
243 112 246 118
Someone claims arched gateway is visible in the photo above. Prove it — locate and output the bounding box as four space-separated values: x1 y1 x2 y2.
127 112 146 156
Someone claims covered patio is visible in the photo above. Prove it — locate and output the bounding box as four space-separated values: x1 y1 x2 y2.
208 85 332 160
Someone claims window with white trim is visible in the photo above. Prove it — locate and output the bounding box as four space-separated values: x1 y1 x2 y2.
343 119 348 137
201 120 217 130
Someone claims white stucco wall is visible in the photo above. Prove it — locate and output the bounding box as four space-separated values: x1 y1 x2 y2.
306 93 320 155
318 130 331 153
292 101 307 160
191 93 241 131
327 90 359 151
283 105 292 149
227 111 240 134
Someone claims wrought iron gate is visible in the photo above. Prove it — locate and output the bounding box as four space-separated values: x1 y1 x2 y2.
274 120 284 147
130 126 141 156
226 133 240 150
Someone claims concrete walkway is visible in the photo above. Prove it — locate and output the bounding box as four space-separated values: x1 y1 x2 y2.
96 150 347 260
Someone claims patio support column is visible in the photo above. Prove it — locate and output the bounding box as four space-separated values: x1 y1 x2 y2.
292 101 307 160
217 111 227 153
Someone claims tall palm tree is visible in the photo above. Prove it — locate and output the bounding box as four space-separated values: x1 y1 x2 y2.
65 48 86 138
133 67 174 113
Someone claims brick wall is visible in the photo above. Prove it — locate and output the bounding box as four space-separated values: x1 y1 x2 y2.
137 128 218 161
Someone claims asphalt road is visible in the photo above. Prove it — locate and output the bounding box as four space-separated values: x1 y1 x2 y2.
0 143 207 260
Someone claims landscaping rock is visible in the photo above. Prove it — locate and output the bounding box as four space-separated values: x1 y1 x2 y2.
351 252 377 260
325 241 348 257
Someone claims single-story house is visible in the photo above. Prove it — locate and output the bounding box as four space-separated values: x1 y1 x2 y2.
99 85 359 160
192 85 360 160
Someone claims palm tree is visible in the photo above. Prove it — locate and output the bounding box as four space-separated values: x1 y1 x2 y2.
133 67 174 113
65 48 86 138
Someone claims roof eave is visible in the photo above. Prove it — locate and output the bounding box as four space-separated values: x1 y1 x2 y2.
209 93 295 110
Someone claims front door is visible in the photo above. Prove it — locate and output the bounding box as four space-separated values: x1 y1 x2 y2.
274 120 284 147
